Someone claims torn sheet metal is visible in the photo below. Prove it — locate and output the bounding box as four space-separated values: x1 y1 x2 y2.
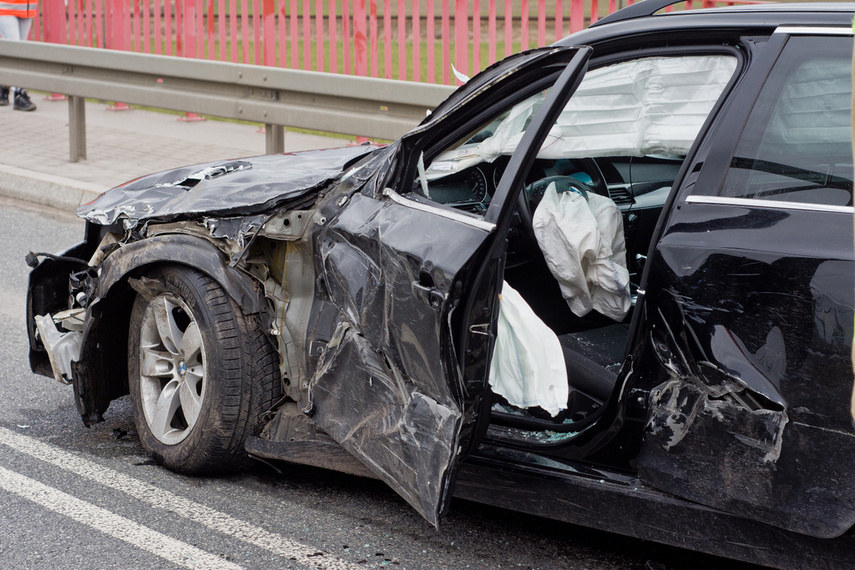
203 214 269 249
646 377 788 461
706 324 786 406
78 146 378 225
251 399 378 479
637 371 855 539
638 312 802 532
307 189 495 526
642 293 790 463
94 234 268 316
342 142 400 199
307 322 460 528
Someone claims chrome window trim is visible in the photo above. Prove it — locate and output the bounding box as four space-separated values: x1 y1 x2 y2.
774 26 853 36
383 188 498 232
685 195 854 214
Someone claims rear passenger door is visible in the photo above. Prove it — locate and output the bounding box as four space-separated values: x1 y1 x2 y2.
638 28 855 538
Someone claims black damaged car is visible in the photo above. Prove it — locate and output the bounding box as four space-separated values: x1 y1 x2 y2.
25 1 855 567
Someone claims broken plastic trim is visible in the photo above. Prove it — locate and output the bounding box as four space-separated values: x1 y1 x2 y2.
34 314 83 385
382 188 497 232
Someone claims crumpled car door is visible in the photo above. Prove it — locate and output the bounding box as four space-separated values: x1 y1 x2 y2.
307 47 592 526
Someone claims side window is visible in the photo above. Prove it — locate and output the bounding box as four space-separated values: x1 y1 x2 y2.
410 53 738 215
410 90 549 216
719 36 853 207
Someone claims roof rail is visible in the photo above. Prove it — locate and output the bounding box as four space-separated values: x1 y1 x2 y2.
589 0 690 28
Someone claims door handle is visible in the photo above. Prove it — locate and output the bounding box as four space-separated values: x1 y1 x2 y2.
412 270 445 310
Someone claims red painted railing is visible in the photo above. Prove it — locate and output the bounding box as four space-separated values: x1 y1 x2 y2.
32 0 762 85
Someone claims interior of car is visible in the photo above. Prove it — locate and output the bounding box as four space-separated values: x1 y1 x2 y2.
405 51 740 442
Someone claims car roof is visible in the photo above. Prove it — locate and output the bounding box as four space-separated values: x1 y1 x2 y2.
556 2 855 47
597 1 855 24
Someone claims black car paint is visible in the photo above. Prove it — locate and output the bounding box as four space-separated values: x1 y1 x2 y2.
296 47 593 526
308 190 491 526
25 4 855 568
640 204 855 538
625 30 855 540
454 12 855 559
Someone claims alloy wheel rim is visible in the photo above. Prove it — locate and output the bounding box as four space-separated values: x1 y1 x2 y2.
138 294 207 445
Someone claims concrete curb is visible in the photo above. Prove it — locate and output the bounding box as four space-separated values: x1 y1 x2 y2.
0 164 103 214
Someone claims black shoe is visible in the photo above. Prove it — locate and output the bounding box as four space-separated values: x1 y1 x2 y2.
13 89 36 112
0 87 8 106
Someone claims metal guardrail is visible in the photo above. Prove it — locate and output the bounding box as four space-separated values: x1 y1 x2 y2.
0 39 456 162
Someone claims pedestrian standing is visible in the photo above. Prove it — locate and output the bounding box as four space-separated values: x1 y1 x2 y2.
0 0 38 111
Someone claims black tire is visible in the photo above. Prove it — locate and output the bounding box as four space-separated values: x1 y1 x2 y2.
128 265 281 474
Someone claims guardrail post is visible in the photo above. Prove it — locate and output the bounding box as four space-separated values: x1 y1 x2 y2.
265 124 284 154
68 95 87 162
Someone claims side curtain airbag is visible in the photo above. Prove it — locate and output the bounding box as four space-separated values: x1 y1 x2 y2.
477 54 737 161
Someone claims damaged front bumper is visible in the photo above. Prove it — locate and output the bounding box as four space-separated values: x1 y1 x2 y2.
33 309 86 385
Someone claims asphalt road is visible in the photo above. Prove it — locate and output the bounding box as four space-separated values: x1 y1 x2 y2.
0 197 761 570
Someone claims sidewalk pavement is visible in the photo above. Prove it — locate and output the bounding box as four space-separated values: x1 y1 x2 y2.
0 93 349 214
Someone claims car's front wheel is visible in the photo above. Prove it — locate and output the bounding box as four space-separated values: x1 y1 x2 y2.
128 265 281 474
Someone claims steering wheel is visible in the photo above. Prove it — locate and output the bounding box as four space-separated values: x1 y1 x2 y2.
574 157 609 198
515 158 607 249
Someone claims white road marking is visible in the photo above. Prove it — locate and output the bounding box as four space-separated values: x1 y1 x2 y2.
0 465 243 570
0 427 366 570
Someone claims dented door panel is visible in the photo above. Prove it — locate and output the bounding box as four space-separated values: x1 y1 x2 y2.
638 202 855 538
308 191 494 526
304 47 592 526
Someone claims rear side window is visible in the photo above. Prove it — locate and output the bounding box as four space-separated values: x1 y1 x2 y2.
718 36 853 207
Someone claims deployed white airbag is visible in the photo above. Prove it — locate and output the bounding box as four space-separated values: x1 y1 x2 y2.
476 54 737 162
533 183 631 321
488 282 569 417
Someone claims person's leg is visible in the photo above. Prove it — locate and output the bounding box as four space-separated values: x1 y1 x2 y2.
6 17 37 111
13 87 36 111
0 16 22 107
17 16 32 40
0 16 17 105
0 15 23 40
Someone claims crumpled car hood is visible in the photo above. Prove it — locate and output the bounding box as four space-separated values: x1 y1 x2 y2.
77 145 380 225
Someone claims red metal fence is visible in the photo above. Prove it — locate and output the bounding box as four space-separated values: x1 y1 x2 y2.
32 0 760 85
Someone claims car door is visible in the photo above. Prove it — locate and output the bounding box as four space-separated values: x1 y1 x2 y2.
636 28 855 538
306 46 592 526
